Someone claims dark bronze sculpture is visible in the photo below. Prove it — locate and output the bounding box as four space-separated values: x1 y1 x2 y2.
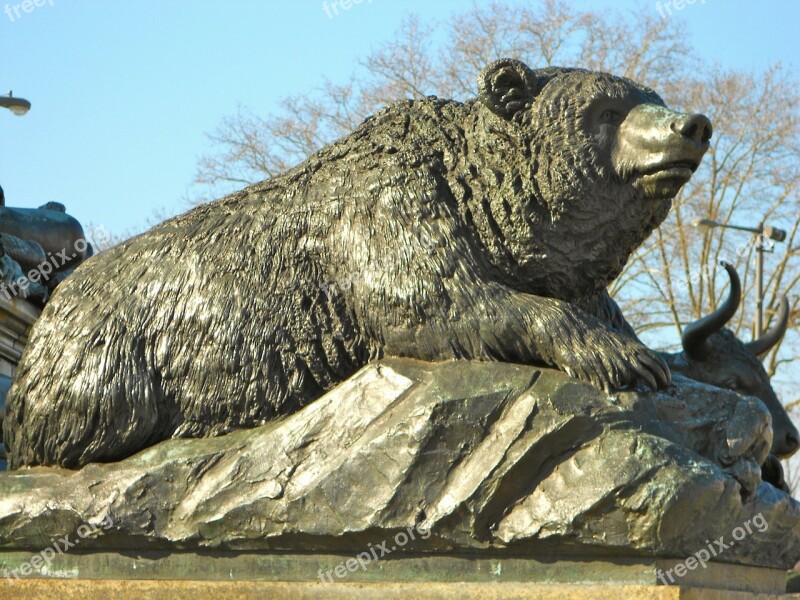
663 262 798 492
2 62 799 589
3 59 713 469
665 262 798 458
0 185 92 304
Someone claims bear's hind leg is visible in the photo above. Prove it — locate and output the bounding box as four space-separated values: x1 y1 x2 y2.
4 331 168 469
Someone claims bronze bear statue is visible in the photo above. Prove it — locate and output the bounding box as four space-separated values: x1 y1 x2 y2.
3 59 712 468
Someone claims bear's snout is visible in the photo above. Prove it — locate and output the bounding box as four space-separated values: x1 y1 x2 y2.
611 103 712 199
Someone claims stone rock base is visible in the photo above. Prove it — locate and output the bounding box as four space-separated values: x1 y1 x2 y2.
2 360 798 570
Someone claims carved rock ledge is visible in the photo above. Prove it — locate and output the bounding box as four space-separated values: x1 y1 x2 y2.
0 359 797 569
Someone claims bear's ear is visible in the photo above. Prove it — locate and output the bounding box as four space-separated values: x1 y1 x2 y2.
478 58 539 120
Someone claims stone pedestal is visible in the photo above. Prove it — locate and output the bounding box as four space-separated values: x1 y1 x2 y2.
0 554 791 598
0 294 39 376
0 580 796 600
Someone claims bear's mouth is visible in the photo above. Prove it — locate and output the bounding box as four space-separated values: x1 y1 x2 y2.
637 159 700 178
631 159 701 199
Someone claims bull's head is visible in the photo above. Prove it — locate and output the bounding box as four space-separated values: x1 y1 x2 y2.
668 261 798 458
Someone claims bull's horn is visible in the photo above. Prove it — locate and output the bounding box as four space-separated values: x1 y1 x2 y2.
746 296 790 357
682 261 741 359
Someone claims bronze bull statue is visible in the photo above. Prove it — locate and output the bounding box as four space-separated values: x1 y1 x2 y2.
663 261 797 490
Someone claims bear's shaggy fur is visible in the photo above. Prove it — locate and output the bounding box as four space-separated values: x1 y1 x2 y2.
4 60 711 468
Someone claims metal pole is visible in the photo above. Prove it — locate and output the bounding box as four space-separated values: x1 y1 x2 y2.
693 218 786 339
755 228 764 338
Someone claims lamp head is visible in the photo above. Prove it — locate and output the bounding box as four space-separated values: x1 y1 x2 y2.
1 91 31 116
692 218 721 228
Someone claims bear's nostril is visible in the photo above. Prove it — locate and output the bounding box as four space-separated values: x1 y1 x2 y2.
786 431 800 452
673 113 713 146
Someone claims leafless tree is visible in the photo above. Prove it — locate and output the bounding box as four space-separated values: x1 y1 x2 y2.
193 0 695 196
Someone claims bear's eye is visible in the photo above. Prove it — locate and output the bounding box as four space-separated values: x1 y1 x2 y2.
599 109 620 124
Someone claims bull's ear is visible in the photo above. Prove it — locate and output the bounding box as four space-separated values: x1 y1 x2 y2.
478 58 539 120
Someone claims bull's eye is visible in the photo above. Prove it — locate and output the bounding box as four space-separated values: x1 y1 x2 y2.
724 378 740 391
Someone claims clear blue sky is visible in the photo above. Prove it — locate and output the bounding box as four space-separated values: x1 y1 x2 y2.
1 0 798 237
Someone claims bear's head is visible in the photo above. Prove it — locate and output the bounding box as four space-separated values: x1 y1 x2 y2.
475 59 712 298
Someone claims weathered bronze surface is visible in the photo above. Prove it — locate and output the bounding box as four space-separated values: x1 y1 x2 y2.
0 188 91 305
3 59 713 469
662 262 798 491
1 58 798 575
0 359 797 570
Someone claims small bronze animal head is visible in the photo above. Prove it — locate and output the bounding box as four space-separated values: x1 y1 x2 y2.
673 262 797 457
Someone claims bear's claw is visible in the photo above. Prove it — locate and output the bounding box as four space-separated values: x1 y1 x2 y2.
557 325 671 392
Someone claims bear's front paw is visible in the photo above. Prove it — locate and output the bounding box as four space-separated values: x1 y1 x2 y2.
556 326 671 392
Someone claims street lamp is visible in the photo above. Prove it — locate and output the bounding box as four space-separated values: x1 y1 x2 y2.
0 91 31 116
693 218 787 337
